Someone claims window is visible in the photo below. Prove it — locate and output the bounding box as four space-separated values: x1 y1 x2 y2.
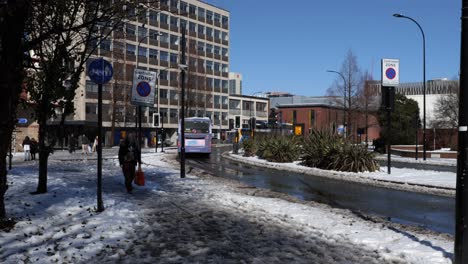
86 81 98 92
214 13 221 24
170 16 178 27
170 34 178 45
126 43 136 56
169 71 178 81
160 89 168 100
214 30 220 40
170 109 178 119
160 107 168 119
214 79 220 88
180 19 187 29
197 41 204 52
198 7 205 18
180 1 187 13
198 24 205 35
160 32 169 43
310 110 316 127
100 39 111 51
214 62 220 72
222 47 228 57
206 44 213 54
189 4 196 15
160 70 168 80
160 13 169 24
222 96 228 105
222 32 228 41
206 60 213 70
85 103 98 114
149 29 160 41
222 15 229 26
149 11 158 22
170 0 178 9
206 77 213 88
149 49 158 59
170 53 178 63
160 51 169 61
293 110 297 124
189 22 196 32
206 27 212 37
137 26 147 38
222 80 228 90
213 45 220 55
206 10 213 21
138 46 147 57
222 64 228 73
125 23 135 36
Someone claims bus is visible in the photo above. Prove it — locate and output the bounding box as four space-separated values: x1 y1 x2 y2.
178 117 212 155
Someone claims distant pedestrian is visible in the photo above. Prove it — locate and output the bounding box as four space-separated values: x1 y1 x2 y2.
81 134 89 155
69 134 76 153
22 136 31 161
118 133 141 193
30 138 38 160
92 136 98 152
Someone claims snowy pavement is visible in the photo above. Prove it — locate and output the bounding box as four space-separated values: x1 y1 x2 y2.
0 149 454 263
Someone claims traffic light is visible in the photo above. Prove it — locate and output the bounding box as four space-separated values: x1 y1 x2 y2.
153 113 160 128
235 116 241 128
249 117 256 129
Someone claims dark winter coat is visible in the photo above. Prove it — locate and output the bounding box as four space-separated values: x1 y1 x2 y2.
118 141 141 166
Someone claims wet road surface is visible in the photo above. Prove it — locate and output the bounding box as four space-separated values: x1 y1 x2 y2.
185 146 455 235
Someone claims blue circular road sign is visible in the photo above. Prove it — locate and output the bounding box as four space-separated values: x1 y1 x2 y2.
385 68 396 80
136 81 151 97
88 58 113 84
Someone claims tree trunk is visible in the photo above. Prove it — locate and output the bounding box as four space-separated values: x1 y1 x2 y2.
35 116 49 194
0 2 31 219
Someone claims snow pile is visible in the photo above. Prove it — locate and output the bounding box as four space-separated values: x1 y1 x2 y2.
0 150 454 263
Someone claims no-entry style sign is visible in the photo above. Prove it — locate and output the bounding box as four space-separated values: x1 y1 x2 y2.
131 69 157 107
381 58 399 87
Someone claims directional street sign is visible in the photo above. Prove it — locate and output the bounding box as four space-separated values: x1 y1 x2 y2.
381 58 400 87
131 69 157 107
88 58 113 84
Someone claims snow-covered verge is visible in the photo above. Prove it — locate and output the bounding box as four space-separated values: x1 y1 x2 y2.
0 150 454 263
225 152 456 197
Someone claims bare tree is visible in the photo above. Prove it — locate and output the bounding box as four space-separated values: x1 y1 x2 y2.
430 93 459 129
327 49 361 141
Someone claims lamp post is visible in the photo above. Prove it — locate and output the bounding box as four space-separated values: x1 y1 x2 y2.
393 13 426 160
327 70 347 136
180 26 187 178
455 1 468 262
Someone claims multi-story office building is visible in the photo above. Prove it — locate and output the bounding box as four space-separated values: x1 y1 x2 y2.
228 72 242 95
228 95 269 129
64 0 230 146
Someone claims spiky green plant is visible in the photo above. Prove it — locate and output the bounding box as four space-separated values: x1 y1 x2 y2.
260 135 301 163
301 130 379 172
241 138 257 157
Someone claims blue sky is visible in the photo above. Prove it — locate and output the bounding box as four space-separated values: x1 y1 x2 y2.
205 0 461 96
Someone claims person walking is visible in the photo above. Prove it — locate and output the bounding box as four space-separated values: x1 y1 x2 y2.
118 133 141 193
81 134 89 155
69 134 76 153
30 138 38 160
92 136 98 152
22 136 31 161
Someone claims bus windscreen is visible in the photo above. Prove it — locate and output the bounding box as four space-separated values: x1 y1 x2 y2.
184 120 210 133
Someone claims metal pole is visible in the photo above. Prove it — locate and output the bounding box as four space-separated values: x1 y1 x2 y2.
161 114 164 152
139 105 142 152
455 1 468 262
180 26 186 178
393 14 426 160
387 106 391 174
97 82 104 212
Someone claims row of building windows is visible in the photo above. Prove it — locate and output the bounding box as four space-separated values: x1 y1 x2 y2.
130 0 229 27
100 37 229 59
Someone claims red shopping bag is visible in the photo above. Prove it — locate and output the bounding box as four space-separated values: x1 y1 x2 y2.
134 164 145 186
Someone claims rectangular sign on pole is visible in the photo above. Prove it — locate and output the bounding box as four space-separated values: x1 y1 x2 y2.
381 58 400 87
131 69 157 107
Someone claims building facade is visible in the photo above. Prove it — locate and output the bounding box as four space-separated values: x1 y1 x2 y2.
228 72 242 95
228 95 269 129
59 0 230 146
